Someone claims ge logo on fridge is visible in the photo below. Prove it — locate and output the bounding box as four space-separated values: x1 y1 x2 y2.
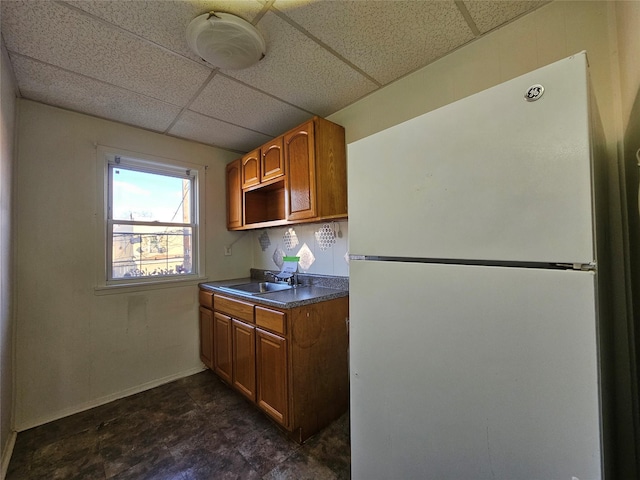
525 84 545 101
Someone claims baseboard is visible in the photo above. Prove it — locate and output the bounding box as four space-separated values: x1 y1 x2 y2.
0 430 16 480
15 366 206 432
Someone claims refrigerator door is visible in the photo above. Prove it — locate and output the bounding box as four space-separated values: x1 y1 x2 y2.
348 53 594 265
349 260 602 480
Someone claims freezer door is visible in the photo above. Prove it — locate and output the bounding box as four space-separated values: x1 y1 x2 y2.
348 53 595 265
349 260 602 480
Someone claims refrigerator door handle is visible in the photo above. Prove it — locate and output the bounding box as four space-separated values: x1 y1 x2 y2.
555 262 596 271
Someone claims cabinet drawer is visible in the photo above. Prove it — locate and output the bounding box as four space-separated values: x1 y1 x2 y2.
199 289 214 309
214 294 254 323
255 306 286 335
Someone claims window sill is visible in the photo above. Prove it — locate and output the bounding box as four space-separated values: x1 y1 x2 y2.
94 276 208 295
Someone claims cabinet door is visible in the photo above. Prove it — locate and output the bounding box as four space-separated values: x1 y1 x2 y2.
261 138 285 182
226 159 242 229
199 307 214 369
213 312 233 384
256 328 289 427
232 319 256 401
242 148 261 189
284 121 317 221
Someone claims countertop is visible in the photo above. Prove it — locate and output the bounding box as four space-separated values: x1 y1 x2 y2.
199 277 349 309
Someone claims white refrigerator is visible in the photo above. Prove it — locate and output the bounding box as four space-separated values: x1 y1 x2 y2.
347 52 611 480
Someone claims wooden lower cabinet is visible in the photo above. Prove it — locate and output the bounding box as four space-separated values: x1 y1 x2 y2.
199 307 214 369
256 328 288 427
199 289 348 443
213 312 233 384
232 319 256 401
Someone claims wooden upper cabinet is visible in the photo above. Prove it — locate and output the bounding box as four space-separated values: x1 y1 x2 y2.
242 148 261 189
284 121 317 221
227 117 346 230
226 159 242 229
312 117 347 220
261 138 285 182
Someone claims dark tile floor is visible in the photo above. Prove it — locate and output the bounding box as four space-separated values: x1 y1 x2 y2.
7 370 350 479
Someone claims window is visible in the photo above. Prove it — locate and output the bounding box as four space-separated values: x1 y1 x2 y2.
96 147 205 289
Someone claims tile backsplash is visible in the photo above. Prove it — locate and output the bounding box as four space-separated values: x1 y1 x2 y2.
252 221 349 277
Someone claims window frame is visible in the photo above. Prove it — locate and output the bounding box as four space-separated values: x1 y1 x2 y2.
96 146 206 293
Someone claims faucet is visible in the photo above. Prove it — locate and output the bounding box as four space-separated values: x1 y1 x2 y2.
265 271 283 282
266 270 300 287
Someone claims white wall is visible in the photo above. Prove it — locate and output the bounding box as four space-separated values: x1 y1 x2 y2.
13 101 251 430
251 221 349 277
616 1 640 131
615 0 640 470
0 40 17 475
329 1 618 152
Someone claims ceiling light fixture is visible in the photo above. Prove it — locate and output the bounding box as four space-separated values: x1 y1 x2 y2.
186 12 266 70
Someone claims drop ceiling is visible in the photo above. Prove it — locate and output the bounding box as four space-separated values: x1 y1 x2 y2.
1 0 545 154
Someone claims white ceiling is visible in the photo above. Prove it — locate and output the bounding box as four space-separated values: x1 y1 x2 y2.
1 0 545 154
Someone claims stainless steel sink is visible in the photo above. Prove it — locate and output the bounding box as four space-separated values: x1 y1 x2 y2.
218 281 292 295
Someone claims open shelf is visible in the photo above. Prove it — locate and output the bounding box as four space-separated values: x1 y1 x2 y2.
243 179 286 225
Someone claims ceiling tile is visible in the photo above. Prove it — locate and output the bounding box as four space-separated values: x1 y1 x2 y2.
463 0 544 34
10 54 182 132
0 0 548 153
275 0 475 85
225 11 379 117
1 0 211 106
65 0 266 63
189 74 312 137
168 110 272 152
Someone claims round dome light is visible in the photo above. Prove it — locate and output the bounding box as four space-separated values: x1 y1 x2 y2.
186 12 266 70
